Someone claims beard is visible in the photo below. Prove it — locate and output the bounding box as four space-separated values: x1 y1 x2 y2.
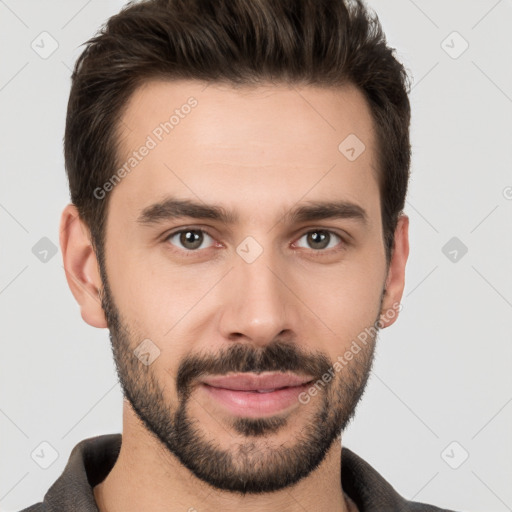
98 258 382 495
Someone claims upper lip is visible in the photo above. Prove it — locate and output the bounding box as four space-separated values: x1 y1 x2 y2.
201 372 314 391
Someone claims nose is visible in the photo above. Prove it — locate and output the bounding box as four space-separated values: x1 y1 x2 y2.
217 247 299 347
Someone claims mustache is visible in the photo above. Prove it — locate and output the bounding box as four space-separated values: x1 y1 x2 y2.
176 340 332 397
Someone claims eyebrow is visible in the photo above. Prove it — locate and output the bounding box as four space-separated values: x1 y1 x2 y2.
137 196 368 227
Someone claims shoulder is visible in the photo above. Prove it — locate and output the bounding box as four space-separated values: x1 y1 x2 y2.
17 503 46 512
341 447 461 512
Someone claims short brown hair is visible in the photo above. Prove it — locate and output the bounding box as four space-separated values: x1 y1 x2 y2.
64 0 411 267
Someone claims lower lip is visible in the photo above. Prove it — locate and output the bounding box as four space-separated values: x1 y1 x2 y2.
201 383 312 417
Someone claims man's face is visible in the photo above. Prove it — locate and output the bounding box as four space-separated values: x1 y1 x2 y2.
96 79 396 493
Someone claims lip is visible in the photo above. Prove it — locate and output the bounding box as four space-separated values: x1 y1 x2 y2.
200 372 314 418
201 372 314 391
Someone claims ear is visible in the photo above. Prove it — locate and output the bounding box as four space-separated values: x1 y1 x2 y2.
59 204 107 328
379 214 409 328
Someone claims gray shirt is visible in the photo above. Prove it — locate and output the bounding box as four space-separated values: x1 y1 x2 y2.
18 434 459 511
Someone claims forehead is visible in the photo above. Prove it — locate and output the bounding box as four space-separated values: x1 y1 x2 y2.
111 79 380 225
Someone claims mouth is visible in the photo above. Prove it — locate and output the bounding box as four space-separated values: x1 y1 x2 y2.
199 372 315 417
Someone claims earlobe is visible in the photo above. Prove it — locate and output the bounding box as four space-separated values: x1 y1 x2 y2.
59 204 108 328
379 214 409 329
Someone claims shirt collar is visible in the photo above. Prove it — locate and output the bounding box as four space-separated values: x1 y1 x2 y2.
36 433 437 512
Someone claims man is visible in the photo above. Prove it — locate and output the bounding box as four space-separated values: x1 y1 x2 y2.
20 0 458 510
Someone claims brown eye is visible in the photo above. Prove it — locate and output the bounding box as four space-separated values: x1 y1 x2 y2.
166 229 214 251
295 230 342 251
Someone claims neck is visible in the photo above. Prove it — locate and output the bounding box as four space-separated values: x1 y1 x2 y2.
93 409 356 512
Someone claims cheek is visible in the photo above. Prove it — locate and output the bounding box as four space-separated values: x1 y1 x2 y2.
299 259 384 354
107 254 215 368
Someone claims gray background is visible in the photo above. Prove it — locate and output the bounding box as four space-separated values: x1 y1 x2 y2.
1 1 511 511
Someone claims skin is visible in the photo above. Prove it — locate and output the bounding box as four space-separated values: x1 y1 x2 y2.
60 79 409 512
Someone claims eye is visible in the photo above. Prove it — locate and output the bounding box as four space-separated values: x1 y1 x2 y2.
163 227 347 257
294 229 344 252
165 229 216 251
